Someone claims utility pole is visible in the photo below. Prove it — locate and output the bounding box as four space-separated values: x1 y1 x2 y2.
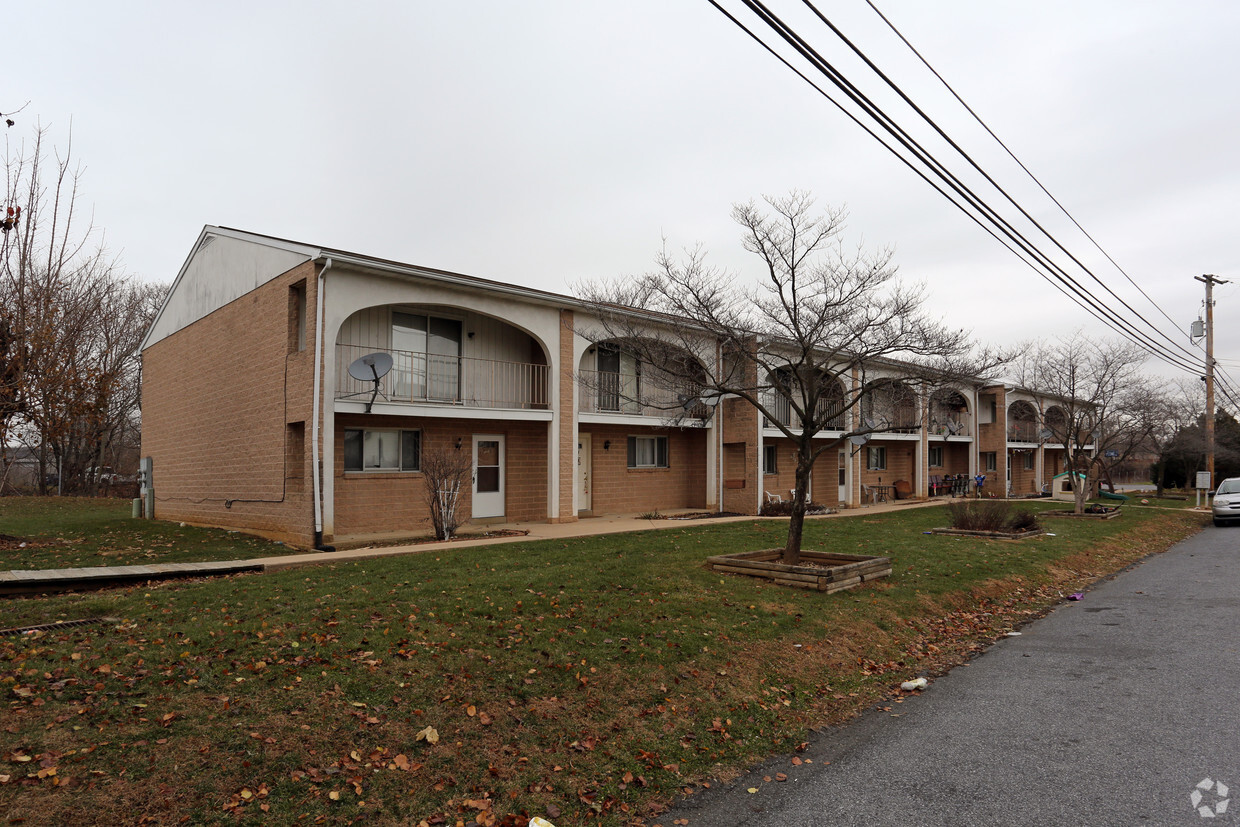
1196 274 1229 490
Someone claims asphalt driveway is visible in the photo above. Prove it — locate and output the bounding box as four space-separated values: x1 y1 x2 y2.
662 523 1239 826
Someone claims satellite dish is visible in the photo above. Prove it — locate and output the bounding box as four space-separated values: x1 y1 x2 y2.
1039 428 1053 441
947 421 963 435
348 352 393 382
848 434 871 446
347 352 393 412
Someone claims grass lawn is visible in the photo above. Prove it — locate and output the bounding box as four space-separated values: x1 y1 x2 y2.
0 502 1204 825
0 497 302 570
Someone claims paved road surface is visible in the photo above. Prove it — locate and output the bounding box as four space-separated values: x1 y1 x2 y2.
662 524 1239 826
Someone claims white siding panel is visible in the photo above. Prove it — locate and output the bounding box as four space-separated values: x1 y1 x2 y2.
145 234 310 348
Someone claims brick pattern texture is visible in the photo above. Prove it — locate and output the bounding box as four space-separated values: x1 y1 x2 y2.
577 425 707 514
760 438 845 507
141 262 319 546
333 415 548 537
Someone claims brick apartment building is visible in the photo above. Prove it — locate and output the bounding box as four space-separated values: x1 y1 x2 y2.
140 227 1083 547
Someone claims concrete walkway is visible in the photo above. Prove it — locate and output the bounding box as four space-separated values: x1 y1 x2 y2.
2 497 952 593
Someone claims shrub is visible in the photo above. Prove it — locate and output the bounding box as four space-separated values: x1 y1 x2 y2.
947 500 1040 533
759 500 831 517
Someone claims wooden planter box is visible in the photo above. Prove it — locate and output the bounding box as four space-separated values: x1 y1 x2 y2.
927 527 1044 539
705 549 891 593
1044 508 1121 520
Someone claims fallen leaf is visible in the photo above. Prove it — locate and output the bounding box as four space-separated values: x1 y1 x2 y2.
415 726 440 744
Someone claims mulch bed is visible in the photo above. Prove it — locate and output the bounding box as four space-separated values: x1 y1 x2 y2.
363 529 530 549
661 512 746 520
927 527 1045 539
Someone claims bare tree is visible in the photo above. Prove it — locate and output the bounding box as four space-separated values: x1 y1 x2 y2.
421 447 473 540
577 191 1008 563
0 124 162 494
1014 333 1149 514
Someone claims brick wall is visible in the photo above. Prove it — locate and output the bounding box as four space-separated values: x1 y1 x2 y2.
977 387 1007 491
140 261 319 546
1009 450 1039 494
578 425 707 514
860 438 918 494
721 397 758 514
761 437 845 507
333 415 548 537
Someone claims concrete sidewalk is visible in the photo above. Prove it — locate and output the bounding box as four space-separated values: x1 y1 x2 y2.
2 497 953 593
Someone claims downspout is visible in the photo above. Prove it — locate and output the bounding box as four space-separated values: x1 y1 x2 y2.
311 257 335 551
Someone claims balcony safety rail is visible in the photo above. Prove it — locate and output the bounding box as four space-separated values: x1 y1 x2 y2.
337 344 549 410
927 417 972 437
760 392 846 431
1007 420 1041 443
578 370 709 419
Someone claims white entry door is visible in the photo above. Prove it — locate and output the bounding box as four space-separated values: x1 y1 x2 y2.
577 433 592 513
472 435 505 519
838 449 848 503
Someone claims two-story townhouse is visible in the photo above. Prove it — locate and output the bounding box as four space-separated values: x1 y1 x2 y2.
140 227 1090 547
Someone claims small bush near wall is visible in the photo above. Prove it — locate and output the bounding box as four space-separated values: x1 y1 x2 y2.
947 500 1040 533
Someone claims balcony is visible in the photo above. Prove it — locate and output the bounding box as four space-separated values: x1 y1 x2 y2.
927 417 972 438
1007 421 1040 443
761 392 846 431
337 344 549 410
578 370 709 419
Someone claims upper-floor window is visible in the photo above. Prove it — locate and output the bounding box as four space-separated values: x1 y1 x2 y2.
392 312 462 401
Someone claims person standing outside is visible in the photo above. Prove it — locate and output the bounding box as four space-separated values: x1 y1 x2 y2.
974 472 986 498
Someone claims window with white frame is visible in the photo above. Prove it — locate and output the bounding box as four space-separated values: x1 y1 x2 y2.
866 446 887 471
983 451 997 472
928 445 943 468
1023 451 1034 470
627 436 668 468
343 428 421 472
763 444 778 474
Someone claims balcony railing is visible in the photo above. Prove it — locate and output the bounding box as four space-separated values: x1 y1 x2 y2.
760 392 846 431
578 370 708 418
1007 421 1040 443
927 417 972 437
337 344 549 410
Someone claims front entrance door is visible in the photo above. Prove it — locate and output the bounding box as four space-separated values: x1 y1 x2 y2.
577 433 592 513
838 449 848 503
472 435 505 519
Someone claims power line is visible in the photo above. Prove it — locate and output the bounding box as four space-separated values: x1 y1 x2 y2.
862 0 1195 350
708 0 1205 374
797 0 1206 369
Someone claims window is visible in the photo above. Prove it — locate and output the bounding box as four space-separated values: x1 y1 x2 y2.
928 445 943 468
983 452 997 472
866 446 887 471
764 444 778 474
391 312 462 401
627 436 668 468
289 280 307 353
344 428 421 472
286 422 305 492
1023 452 1034 470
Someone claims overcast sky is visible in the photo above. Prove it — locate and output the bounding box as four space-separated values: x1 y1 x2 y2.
9 1 1239 383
